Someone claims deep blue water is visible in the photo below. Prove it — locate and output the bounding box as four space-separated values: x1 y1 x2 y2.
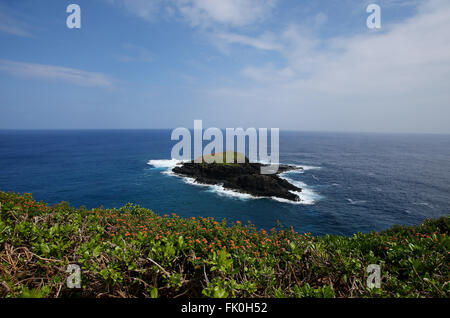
0 130 449 236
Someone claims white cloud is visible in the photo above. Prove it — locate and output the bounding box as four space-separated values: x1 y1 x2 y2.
177 0 276 27
205 0 450 133
213 24 323 72
0 59 113 88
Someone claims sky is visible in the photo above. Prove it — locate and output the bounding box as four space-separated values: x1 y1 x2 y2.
0 0 449 133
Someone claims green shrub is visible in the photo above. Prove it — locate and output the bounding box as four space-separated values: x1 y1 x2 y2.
0 191 448 298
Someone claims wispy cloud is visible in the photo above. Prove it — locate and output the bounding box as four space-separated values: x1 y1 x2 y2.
176 0 276 27
214 32 282 51
0 4 33 37
0 59 113 87
106 0 276 27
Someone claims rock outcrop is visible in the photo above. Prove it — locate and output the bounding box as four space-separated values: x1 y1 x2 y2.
172 155 302 202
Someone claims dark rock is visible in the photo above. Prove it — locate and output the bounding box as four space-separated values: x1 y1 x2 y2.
172 161 302 202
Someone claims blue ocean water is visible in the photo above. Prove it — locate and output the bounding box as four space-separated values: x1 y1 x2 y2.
0 130 449 236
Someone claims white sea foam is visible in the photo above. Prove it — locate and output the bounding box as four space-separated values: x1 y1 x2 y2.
205 182 318 205
413 202 434 208
278 163 321 171
147 159 183 169
256 160 320 172
283 168 304 174
347 198 367 205
278 172 322 205
181 176 256 200
206 184 257 200
277 164 321 175
147 159 188 176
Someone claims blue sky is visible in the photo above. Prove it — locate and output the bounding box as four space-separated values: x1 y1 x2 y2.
0 0 449 133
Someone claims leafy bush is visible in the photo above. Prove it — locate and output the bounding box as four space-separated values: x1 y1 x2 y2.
0 191 448 298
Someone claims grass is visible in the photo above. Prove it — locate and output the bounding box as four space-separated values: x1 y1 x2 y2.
0 191 448 298
197 151 249 164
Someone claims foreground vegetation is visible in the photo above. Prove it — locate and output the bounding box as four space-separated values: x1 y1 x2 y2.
0 191 448 298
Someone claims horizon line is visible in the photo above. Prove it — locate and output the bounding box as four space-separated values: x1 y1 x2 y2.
0 128 449 136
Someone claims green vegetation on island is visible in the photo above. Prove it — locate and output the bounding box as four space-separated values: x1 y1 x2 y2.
0 191 448 298
198 151 249 164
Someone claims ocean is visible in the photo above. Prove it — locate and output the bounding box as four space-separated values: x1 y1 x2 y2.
0 130 449 236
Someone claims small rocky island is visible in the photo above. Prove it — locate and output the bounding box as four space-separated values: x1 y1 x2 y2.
172 152 303 202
